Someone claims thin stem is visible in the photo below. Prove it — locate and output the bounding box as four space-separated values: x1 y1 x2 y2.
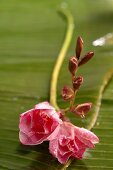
50 7 74 111
86 69 113 130
69 90 77 109
60 159 73 170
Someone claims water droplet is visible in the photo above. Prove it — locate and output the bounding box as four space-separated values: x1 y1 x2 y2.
92 33 113 46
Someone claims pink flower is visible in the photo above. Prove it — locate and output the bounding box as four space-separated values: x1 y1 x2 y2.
19 102 62 145
49 122 99 164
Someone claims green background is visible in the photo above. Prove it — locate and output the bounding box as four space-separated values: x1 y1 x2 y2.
0 0 113 169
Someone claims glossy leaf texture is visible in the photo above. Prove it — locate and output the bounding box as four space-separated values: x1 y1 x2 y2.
0 0 113 170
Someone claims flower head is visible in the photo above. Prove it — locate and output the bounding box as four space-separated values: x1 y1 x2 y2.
78 52 94 66
19 102 62 145
72 76 83 91
71 102 92 118
76 36 83 59
49 122 99 164
61 86 74 101
69 56 78 76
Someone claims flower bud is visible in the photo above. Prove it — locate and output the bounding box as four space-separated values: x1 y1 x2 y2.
76 36 83 59
68 56 78 76
61 86 74 101
78 52 94 66
71 102 92 118
72 76 83 91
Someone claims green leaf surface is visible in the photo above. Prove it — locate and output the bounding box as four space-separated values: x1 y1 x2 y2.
0 0 113 170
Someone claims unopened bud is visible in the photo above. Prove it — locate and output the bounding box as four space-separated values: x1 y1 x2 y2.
72 76 83 91
61 86 74 101
76 36 83 59
71 102 92 118
68 56 78 76
78 52 94 66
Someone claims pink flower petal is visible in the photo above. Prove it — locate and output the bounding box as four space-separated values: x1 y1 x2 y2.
19 102 62 145
75 127 99 148
19 109 33 133
35 102 54 110
73 148 86 159
57 151 72 164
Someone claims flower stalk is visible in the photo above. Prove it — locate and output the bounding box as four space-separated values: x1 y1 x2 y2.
50 7 74 111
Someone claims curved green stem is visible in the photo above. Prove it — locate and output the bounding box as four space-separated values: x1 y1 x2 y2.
50 7 74 111
87 69 113 130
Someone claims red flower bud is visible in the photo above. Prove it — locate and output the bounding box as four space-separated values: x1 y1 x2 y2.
61 86 74 101
71 102 92 118
78 52 94 66
68 56 78 76
76 36 83 59
72 76 83 91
